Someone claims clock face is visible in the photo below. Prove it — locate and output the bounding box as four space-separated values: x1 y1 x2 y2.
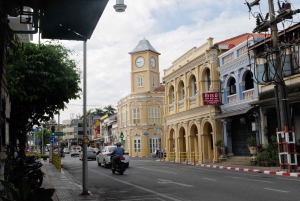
150 57 156 68
135 56 145 68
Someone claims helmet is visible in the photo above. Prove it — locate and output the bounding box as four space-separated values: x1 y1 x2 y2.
116 142 122 147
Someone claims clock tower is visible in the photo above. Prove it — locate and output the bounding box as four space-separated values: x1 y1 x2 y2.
129 38 161 93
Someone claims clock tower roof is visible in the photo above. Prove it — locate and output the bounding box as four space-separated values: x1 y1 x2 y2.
129 38 160 55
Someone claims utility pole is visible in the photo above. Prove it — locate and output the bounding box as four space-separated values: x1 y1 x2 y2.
248 0 299 171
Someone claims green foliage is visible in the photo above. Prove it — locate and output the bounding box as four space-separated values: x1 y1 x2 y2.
246 134 256 147
0 179 55 201
215 140 223 147
7 41 81 149
33 130 52 152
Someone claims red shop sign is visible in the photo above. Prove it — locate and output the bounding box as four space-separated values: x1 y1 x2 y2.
203 92 220 105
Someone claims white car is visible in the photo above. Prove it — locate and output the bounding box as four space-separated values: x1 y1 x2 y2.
96 146 130 168
79 147 97 160
71 146 82 157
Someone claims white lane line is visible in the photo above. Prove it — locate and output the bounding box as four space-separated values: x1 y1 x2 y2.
134 166 177 174
225 176 273 183
158 179 194 187
203 178 217 182
264 188 290 193
89 168 184 201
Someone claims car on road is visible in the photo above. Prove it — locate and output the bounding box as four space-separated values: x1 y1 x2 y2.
71 146 82 157
79 147 97 160
96 146 130 168
63 148 70 154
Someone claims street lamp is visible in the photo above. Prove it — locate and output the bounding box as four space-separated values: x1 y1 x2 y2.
114 0 127 12
81 1 126 195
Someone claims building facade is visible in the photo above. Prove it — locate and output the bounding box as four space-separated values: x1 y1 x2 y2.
118 39 165 157
163 38 227 163
214 34 269 157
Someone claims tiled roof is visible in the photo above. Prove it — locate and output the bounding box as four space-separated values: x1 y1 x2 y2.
153 85 165 92
214 33 270 49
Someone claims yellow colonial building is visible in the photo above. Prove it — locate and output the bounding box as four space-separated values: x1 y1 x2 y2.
118 39 165 157
163 37 231 163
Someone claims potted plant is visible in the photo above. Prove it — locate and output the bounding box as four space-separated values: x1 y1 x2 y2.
246 134 257 161
41 154 49 161
215 140 228 160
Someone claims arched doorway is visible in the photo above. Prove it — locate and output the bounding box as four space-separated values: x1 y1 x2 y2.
178 127 186 153
202 121 213 163
189 124 198 153
168 129 175 152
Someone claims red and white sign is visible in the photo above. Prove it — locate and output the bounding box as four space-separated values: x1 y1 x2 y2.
203 92 220 105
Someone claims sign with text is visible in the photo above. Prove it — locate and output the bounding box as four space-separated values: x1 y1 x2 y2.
203 92 220 105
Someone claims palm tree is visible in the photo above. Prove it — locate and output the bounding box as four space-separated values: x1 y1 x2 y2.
103 105 116 115
92 108 105 116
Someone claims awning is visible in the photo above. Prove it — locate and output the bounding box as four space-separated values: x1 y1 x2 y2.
212 108 253 120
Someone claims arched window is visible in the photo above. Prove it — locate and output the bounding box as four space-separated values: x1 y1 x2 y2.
169 86 175 104
191 75 197 96
180 82 185 100
205 69 211 92
229 78 236 95
245 71 254 90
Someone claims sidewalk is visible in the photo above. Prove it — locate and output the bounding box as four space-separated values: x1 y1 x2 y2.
41 161 104 201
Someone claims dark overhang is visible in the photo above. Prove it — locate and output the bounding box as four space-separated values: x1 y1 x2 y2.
14 0 109 41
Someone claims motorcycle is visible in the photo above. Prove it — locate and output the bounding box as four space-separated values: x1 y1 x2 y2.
5 155 45 189
111 155 126 175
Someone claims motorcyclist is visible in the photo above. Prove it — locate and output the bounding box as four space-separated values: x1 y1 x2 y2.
111 142 125 170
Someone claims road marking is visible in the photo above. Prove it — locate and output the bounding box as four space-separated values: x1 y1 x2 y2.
264 188 289 193
89 168 184 201
157 179 194 187
202 178 217 182
225 176 273 183
134 166 177 174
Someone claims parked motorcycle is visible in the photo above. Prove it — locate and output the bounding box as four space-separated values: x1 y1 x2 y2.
5 154 45 189
111 155 126 175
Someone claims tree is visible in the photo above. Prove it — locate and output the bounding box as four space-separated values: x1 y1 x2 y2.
103 105 116 115
92 108 105 116
7 41 81 156
34 129 52 152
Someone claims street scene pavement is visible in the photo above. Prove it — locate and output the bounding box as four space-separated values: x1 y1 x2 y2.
42 155 300 201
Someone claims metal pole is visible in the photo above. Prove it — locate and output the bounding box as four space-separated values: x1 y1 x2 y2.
81 41 89 195
42 126 44 155
268 0 291 131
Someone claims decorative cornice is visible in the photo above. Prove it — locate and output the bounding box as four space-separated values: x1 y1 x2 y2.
165 106 210 121
218 54 250 74
164 55 206 82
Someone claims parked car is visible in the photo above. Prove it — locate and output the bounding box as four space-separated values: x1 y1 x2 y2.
79 147 97 160
96 146 130 168
63 148 70 154
71 146 82 157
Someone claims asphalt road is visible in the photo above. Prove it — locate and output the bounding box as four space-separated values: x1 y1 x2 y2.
61 154 300 201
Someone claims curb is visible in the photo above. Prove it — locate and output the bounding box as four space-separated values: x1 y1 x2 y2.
196 164 300 177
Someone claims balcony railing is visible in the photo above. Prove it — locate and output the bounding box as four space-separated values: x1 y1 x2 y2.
189 96 197 105
243 88 254 100
228 94 237 103
178 99 185 108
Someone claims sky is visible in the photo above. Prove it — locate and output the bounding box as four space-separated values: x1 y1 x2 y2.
33 0 300 123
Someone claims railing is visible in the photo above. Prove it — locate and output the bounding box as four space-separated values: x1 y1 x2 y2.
178 99 185 108
165 152 203 165
169 104 174 112
243 88 254 100
133 149 147 157
228 94 237 103
53 153 61 172
189 96 197 105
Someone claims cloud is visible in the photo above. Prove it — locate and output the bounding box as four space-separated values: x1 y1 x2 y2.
33 0 300 122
